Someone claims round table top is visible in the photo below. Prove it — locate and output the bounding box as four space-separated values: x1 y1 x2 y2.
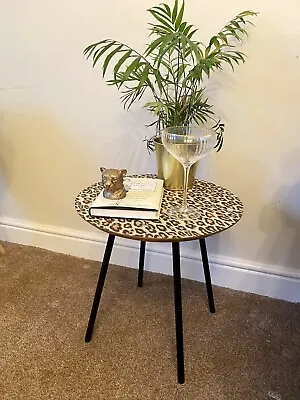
75 175 243 242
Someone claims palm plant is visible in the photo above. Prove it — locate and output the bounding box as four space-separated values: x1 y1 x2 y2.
84 0 257 152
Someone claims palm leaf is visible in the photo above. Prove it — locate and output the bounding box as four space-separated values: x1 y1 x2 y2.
122 57 142 82
91 42 115 67
171 0 179 23
136 64 151 91
151 5 173 20
144 35 169 57
182 24 194 36
113 50 132 78
148 23 173 35
148 10 174 31
175 0 185 30
102 45 124 77
160 3 172 17
83 40 108 58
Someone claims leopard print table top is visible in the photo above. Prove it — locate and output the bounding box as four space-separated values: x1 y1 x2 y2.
75 175 243 242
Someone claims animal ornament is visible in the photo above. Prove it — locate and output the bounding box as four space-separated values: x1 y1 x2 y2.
100 167 127 200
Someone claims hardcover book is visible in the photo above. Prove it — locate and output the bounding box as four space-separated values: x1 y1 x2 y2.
89 177 164 220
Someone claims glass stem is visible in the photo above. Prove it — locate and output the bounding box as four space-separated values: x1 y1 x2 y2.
182 164 191 212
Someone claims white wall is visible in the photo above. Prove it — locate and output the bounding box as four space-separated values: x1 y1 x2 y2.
1 0 300 301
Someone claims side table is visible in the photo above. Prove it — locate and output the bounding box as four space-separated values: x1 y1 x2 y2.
75 175 243 384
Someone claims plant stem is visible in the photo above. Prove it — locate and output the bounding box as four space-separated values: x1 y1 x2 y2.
182 164 191 212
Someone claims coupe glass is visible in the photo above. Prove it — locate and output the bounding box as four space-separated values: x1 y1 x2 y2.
161 126 217 217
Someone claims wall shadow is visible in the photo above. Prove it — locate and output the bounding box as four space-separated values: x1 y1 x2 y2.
257 181 300 273
256 148 300 274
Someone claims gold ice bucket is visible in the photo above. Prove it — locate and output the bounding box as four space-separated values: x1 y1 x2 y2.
154 136 198 190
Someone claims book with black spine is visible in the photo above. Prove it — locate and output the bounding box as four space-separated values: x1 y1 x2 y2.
89 177 164 220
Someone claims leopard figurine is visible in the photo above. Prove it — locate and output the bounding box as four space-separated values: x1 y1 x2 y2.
100 167 127 200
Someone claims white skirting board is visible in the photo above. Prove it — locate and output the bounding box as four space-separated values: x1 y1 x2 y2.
0 216 299 303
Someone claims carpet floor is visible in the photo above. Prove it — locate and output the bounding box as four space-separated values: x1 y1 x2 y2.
0 241 299 400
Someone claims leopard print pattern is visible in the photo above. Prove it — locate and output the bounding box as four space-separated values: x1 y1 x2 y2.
75 175 243 242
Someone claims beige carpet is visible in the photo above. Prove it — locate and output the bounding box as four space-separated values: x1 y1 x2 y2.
0 241 299 400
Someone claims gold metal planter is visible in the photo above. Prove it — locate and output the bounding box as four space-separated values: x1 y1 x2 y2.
154 136 198 190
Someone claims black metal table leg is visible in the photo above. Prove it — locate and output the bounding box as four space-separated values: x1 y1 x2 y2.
199 238 215 314
138 241 146 287
172 242 185 384
85 234 115 342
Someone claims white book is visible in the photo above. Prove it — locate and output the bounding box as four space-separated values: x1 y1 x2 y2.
89 177 164 220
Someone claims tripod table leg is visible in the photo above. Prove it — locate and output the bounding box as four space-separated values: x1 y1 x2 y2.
138 241 146 287
199 238 215 314
85 234 115 342
172 242 185 384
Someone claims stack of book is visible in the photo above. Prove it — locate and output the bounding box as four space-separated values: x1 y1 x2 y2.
89 177 164 220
